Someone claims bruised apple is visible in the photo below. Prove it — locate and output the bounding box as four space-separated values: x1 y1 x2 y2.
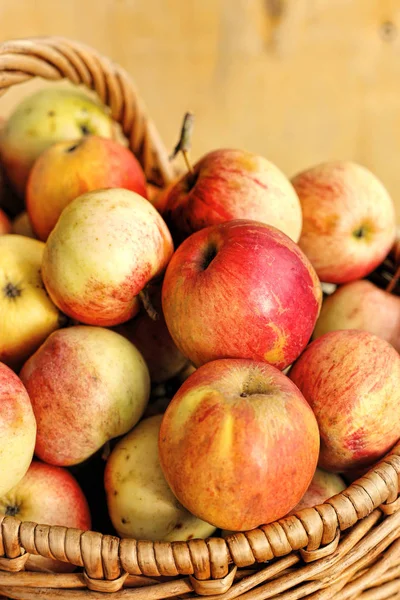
0 461 91 572
105 415 215 541
20 326 150 466
42 189 173 326
290 330 400 472
0 363 36 496
159 359 320 531
162 220 322 370
27 136 147 241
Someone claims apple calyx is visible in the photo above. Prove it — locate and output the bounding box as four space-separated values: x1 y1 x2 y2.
3 282 22 299
138 288 159 321
170 112 195 176
5 504 19 517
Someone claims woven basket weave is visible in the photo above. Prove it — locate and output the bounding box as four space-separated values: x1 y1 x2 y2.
1 36 400 600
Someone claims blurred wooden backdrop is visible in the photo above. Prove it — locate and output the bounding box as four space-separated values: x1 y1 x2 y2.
1 0 400 216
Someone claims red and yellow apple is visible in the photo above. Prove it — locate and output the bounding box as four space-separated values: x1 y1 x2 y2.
42 188 174 326
0 87 114 198
27 135 147 241
115 284 188 383
290 330 400 472
164 149 302 244
162 219 322 370
0 461 91 572
313 280 400 351
105 414 216 541
0 363 36 495
159 358 320 531
20 326 150 466
292 161 396 283
289 469 346 513
0 235 65 370
0 208 11 235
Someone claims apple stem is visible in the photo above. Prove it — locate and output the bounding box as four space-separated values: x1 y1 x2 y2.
386 264 400 293
101 441 111 461
170 112 195 174
139 288 159 321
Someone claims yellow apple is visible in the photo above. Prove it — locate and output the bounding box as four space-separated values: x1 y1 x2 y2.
104 415 216 541
0 235 65 370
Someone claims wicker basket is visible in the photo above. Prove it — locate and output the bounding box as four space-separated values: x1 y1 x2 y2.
1 36 400 600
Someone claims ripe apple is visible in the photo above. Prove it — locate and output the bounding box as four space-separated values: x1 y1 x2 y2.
20 326 150 466
27 136 148 241
115 284 188 383
0 208 11 235
313 280 400 351
290 330 400 472
0 87 114 198
0 235 65 371
105 415 216 541
162 219 322 370
159 358 320 531
292 161 396 284
0 461 91 572
11 212 36 238
0 363 36 496
164 149 302 244
289 469 346 513
41 188 174 326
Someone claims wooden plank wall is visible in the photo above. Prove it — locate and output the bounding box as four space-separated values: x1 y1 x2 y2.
1 0 400 217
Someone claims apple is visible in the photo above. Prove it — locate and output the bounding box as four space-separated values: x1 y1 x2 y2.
159 358 320 531
20 326 150 466
289 469 346 513
115 284 188 383
41 188 174 327
0 362 36 496
0 235 65 371
0 87 114 198
11 212 36 238
0 208 11 235
162 219 322 370
27 135 148 241
290 330 400 472
313 279 400 351
105 415 216 541
0 461 91 572
292 161 396 284
164 149 302 244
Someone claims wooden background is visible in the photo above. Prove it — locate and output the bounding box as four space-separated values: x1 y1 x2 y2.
1 0 400 217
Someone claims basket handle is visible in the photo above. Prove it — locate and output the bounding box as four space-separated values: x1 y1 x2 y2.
0 36 174 188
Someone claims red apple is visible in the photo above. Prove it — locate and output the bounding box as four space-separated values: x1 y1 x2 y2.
0 208 11 235
292 161 396 284
164 149 302 244
41 188 174 326
0 461 91 572
0 363 36 496
20 326 150 466
159 359 320 531
313 279 400 351
289 469 346 514
115 284 188 383
290 330 400 472
27 136 147 241
162 219 322 370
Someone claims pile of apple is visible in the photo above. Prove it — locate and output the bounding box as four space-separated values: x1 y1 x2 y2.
1 86 400 573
